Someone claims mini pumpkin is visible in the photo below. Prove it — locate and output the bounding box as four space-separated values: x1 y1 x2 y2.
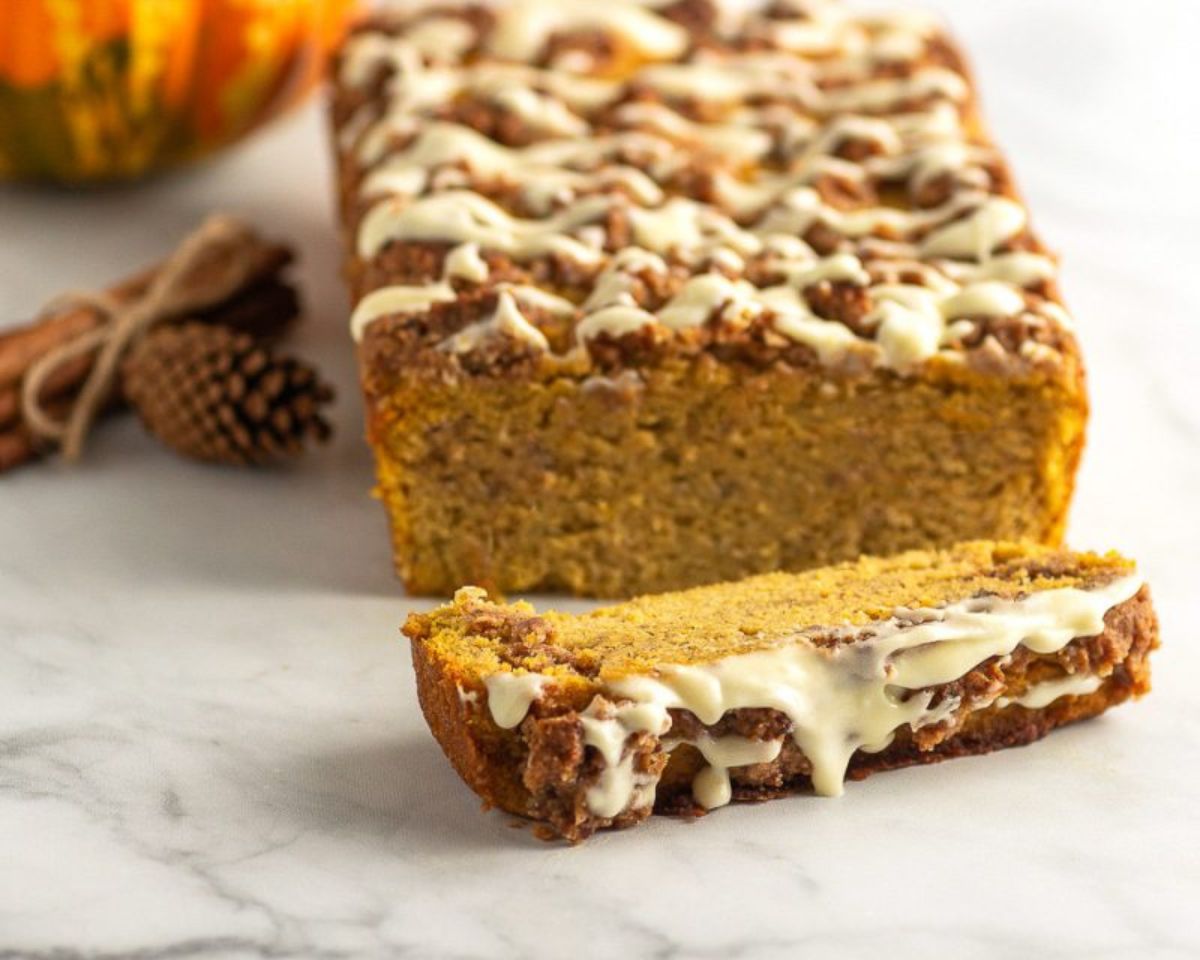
0 0 356 182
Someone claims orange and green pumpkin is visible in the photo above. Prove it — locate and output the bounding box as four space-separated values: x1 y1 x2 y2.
0 0 357 182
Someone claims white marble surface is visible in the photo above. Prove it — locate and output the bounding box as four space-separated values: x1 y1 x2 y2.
2 2 1200 957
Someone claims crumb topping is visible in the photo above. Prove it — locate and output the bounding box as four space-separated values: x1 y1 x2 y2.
335 0 1074 376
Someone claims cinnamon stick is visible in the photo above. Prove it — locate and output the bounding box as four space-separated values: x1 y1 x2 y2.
0 352 93 431
0 427 36 472
0 237 298 473
0 243 294 390
0 273 301 434
0 394 74 472
192 275 301 341
0 267 156 388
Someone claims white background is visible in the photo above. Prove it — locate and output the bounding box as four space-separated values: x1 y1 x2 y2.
2 2 1198 957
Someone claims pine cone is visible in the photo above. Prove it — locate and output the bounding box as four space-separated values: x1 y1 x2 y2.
122 323 334 466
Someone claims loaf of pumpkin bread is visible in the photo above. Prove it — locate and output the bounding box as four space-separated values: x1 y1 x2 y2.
332 1 1088 596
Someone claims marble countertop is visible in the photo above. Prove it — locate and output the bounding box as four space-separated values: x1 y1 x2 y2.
2 2 1199 957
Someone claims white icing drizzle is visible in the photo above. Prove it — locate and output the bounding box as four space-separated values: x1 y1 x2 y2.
487 0 689 64
568 244 1028 368
997 672 1104 710
483 575 1142 818
579 697 673 818
574 305 657 344
614 101 775 163
439 290 552 354
490 86 592 138
404 17 477 64
350 242 490 342
356 238 1036 366
484 671 550 729
635 56 965 114
350 284 454 343
349 59 618 166
681 735 784 811
359 190 611 264
339 0 1071 370
921 197 1029 260
446 241 490 283
360 123 667 212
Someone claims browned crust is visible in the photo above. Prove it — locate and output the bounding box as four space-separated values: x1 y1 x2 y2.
409 587 1158 841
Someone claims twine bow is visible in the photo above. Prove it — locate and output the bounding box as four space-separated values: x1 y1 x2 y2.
21 215 268 461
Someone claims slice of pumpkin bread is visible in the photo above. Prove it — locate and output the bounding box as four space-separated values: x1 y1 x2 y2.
404 542 1158 841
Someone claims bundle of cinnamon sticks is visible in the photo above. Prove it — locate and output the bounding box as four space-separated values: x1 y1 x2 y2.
0 238 300 473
